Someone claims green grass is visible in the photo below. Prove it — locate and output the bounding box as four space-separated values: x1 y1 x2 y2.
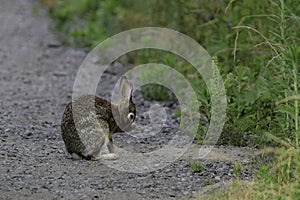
204 179 214 186
232 163 241 177
196 147 300 200
188 161 205 173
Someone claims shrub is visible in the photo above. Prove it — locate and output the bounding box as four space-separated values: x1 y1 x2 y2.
48 0 300 147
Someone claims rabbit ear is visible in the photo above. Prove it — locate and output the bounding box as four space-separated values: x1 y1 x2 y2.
119 76 133 101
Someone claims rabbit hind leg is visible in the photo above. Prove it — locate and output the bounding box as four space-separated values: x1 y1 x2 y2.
91 154 101 161
70 152 84 160
90 146 102 161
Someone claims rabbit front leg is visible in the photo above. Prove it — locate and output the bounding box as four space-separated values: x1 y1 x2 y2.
101 135 118 160
107 134 115 153
90 145 102 161
93 135 117 160
90 138 117 160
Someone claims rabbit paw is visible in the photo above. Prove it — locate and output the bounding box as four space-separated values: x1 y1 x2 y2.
101 153 118 160
91 155 101 161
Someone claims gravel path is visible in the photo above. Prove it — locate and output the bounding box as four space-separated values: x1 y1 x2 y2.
0 1 257 199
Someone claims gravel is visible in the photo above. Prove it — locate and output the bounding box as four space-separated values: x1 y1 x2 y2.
0 1 257 199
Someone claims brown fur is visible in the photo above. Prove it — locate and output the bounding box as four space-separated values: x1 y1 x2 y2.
61 77 136 160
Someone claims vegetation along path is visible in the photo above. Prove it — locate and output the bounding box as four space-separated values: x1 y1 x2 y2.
0 0 257 199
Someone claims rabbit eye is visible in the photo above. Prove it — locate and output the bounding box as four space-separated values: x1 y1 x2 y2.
127 113 135 122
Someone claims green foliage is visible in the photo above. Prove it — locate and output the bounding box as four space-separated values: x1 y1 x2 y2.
252 147 300 199
204 179 214 186
197 148 300 200
48 0 300 147
48 0 150 47
140 84 173 101
188 160 205 173
135 50 207 102
232 163 241 177
222 0 300 147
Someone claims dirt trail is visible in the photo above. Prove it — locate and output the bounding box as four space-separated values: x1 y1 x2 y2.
0 1 256 199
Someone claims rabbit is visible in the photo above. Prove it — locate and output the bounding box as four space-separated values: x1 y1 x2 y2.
61 76 136 161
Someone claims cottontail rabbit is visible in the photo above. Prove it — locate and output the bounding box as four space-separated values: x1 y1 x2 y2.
61 76 136 160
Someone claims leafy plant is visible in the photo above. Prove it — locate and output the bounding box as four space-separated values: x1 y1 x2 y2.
196 147 300 200
188 160 205 173
204 179 214 186
232 163 241 177
48 0 150 47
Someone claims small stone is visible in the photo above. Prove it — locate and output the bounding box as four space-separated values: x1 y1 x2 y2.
165 168 172 173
